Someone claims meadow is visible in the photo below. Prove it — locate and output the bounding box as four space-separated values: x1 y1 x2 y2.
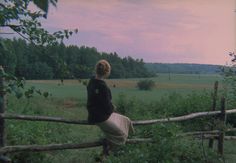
27 73 222 101
5 73 236 163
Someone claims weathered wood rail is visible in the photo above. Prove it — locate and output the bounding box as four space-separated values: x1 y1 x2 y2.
0 66 236 162
0 109 235 125
0 138 153 154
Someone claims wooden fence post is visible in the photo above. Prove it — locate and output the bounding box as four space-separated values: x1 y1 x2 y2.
0 66 11 163
209 81 218 148
218 97 226 155
0 66 6 147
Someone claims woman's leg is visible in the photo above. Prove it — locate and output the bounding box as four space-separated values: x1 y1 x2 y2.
102 138 111 156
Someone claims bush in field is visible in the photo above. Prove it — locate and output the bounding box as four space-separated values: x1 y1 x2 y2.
106 124 220 163
136 79 155 90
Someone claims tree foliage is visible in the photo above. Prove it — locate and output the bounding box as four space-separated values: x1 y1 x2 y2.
0 0 77 98
136 79 155 90
222 52 236 127
0 0 78 45
1 38 154 79
145 63 221 74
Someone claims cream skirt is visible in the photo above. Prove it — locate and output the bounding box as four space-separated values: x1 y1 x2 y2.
97 113 134 145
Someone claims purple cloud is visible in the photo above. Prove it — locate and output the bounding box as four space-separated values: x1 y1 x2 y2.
19 0 236 64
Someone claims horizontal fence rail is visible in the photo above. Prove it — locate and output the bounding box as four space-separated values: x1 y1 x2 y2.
1 109 235 126
0 113 89 125
0 138 153 154
0 131 235 154
180 128 236 136
133 109 236 125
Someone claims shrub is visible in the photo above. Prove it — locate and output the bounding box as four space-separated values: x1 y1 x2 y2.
136 79 155 90
115 93 146 119
106 124 220 163
116 93 127 115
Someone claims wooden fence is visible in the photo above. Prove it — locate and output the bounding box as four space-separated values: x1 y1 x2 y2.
0 67 236 162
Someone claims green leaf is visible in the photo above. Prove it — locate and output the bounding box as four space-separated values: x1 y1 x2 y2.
33 0 49 14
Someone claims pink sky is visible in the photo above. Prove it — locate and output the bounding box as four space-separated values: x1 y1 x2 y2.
42 0 235 65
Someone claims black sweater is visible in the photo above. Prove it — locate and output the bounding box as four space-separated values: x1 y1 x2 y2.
86 78 114 124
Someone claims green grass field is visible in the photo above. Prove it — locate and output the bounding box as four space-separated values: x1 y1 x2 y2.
6 73 236 162
27 73 223 101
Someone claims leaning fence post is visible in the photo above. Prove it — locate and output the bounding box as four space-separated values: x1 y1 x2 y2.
218 97 226 155
209 81 218 148
0 66 6 147
0 66 11 163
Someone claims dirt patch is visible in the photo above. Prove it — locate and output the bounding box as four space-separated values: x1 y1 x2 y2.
105 80 137 88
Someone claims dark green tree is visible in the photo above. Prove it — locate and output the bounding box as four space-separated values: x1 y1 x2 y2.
1 38 154 79
0 0 77 98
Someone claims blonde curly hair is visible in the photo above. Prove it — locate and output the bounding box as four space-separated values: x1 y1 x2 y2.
95 60 111 78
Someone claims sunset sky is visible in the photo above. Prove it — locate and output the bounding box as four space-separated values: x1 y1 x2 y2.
42 0 235 65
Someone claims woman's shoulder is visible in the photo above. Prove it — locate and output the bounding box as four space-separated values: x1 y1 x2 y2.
89 77 107 87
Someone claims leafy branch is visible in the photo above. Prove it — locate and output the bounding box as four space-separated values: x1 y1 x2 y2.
0 0 78 99
221 52 236 108
0 0 78 46
0 67 51 99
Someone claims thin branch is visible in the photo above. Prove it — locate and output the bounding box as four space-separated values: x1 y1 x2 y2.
224 136 236 140
179 128 236 136
10 28 33 43
201 134 208 163
0 24 36 44
126 138 153 144
0 24 21 28
195 134 219 139
194 135 236 140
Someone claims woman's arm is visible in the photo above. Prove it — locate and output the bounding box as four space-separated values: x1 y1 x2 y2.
99 85 114 113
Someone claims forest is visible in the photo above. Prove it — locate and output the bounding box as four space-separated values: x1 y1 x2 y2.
145 63 221 74
0 38 154 80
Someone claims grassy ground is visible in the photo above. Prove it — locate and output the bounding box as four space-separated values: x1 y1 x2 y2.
6 73 236 162
27 73 223 101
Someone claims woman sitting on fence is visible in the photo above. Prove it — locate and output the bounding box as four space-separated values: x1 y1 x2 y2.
86 59 134 158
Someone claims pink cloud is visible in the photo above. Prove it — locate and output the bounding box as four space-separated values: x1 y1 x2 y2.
41 0 235 65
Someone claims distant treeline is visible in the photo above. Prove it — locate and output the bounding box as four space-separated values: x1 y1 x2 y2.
0 38 154 79
145 63 221 74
